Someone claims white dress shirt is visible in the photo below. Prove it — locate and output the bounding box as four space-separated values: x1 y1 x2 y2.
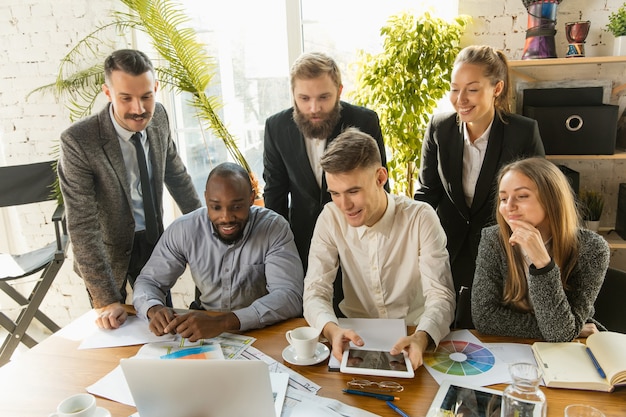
304 137 327 188
303 193 455 345
109 105 153 232
461 120 492 208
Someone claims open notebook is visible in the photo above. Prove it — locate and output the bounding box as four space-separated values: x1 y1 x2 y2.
121 358 288 417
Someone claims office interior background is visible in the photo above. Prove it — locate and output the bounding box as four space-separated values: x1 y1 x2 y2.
0 0 623 347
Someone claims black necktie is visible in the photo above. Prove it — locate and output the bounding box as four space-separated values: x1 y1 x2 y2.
130 132 160 244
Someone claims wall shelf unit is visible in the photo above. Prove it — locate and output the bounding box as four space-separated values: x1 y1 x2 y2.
545 151 626 161
509 56 626 68
509 57 626 264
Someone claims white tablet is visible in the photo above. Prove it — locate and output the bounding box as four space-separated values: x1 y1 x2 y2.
426 380 503 417
339 348 415 378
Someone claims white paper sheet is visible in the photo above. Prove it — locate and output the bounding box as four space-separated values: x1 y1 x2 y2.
53 309 175 347
328 318 407 370
282 389 380 417
241 345 321 393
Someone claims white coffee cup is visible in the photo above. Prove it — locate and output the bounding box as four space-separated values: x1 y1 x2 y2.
49 393 96 417
285 326 320 360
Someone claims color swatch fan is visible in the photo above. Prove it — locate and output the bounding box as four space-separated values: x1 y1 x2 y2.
425 340 495 376
423 330 509 386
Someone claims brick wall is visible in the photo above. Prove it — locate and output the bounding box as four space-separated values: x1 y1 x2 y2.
1 0 624 330
1 0 124 328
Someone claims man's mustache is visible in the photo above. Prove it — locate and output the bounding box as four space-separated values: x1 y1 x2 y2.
125 112 151 120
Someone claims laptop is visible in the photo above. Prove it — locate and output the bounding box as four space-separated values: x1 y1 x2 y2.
120 358 285 417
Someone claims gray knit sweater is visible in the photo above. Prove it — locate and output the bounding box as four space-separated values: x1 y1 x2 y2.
471 225 610 341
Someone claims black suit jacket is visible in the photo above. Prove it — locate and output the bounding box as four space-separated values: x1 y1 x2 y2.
414 112 545 293
263 101 387 268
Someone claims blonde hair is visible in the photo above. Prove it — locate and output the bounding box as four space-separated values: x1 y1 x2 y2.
290 52 342 91
455 45 511 120
496 158 581 311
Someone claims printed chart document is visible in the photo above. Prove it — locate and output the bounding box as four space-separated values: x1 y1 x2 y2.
532 331 626 392
328 318 406 371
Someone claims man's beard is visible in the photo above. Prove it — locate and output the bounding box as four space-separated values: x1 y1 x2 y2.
293 101 342 139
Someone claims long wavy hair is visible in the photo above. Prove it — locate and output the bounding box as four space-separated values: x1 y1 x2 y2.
496 158 581 311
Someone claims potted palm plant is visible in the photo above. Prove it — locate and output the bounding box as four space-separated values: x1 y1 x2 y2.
30 0 257 201
607 3 626 55
579 189 604 232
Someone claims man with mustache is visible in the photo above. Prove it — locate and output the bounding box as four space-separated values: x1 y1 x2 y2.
263 52 388 279
58 49 201 330
133 162 303 340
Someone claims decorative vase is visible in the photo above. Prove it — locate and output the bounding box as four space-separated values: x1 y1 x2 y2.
521 0 562 60
585 220 600 232
565 21 590 57
613 36 626 56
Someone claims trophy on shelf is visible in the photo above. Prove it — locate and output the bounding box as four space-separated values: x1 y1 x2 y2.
521 0 563 59
565 21 591 57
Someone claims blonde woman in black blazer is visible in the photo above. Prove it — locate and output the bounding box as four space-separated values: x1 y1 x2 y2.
414 45 545 328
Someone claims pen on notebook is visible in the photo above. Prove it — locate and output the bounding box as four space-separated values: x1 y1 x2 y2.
342 389 399 401
585 347 606 379
387 400 411 417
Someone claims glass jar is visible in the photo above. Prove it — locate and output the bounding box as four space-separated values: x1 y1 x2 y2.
501 362 547 417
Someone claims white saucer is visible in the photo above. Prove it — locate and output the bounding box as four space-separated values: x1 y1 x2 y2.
95 407 111 417
282 343 330 365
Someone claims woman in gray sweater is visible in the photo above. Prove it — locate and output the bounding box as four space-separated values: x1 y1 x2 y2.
471 158 609 342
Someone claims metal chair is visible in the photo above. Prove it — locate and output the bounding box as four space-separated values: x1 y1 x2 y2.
0 161 68 366
594 267 626 334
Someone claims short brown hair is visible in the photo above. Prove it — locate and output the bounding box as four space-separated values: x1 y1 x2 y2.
290 52 342 91
104 49 154 84
320 128 381 174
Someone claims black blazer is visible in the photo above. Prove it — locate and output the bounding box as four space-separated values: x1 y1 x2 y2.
263 101 387 268
415 112 545 292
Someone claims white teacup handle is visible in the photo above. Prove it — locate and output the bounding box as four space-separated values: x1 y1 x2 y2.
285 330 293 344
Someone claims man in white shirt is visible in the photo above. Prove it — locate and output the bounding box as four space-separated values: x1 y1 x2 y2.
303 128 455 370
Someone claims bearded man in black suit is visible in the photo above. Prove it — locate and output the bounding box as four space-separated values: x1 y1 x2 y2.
263 52 388 275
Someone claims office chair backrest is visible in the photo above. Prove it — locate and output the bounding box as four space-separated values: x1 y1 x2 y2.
594 267 626 334
0 161 57 207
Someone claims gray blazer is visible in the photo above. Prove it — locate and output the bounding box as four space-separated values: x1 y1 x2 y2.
58 103 201 307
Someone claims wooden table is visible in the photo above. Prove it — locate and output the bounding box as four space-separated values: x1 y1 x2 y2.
0 317 624 417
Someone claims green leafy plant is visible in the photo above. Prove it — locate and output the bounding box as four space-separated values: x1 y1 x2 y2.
607 3 626 37
30 0 253 201
350 11 469 196
579 189 604 221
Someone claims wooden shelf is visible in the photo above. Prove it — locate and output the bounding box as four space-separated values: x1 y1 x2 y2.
509 56 626 68
546 151 626 160
599 229 626 249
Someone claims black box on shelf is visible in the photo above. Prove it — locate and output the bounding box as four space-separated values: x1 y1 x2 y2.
616 183 626 240
524 105 618 155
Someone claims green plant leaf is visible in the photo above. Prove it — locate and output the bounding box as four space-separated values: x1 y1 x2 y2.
350 11 469 196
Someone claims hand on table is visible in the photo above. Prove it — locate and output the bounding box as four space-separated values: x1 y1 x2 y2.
578 322 599 338
147 306 241 342
95 302 128 329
